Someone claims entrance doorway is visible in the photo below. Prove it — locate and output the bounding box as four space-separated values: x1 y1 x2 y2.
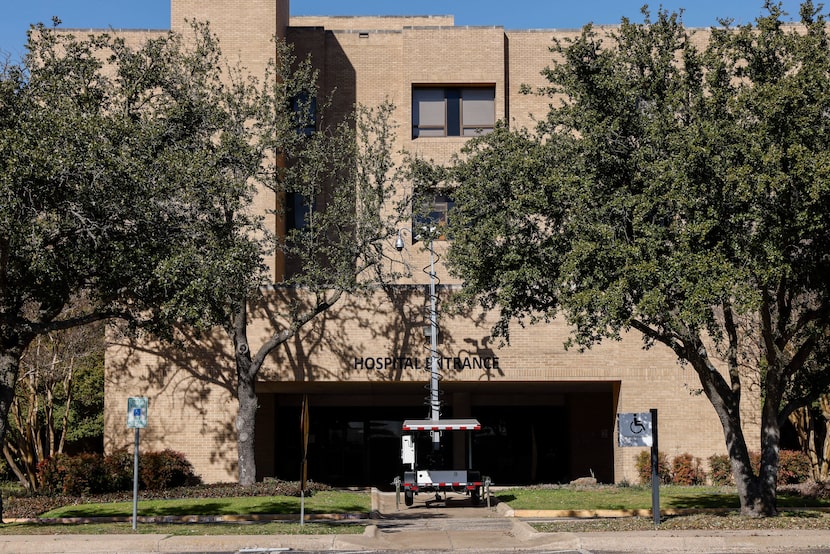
257 382 615 486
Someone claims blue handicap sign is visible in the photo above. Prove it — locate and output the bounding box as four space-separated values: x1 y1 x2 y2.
127 397 148 428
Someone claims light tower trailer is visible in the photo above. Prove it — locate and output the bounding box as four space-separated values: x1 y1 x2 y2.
396 418 491 507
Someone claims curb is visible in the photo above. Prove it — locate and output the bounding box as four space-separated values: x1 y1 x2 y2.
509 506 830 518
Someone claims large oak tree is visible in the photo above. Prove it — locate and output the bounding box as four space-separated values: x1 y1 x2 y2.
2 20 406 489
0 22 264 488
422 2 830 516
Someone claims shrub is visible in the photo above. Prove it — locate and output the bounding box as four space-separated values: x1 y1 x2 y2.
708 454 733 486
635 450 671 485
671 453 706 485
37 449 200 494
36 454 68 495
62 452 108 496
139 449 201 490
36 452 107 495
749 450 811 485
103 448 135 492
711 450 811 487
777 450 812 485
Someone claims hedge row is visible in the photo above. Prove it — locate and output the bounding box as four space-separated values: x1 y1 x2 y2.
37 449 201 496
636 449 812 486
708 450 814 486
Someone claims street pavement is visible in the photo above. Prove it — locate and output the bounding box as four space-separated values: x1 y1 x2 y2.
0 490 829 553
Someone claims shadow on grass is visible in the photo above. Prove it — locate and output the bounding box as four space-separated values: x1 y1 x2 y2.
666 491 830 510
46 498 370 518
0 521 366 536
664 492 740 510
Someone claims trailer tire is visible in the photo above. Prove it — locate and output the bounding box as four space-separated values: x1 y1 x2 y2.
471 487 482 505
404 490 414 506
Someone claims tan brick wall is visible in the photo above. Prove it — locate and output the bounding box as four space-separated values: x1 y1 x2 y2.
105 327 240 484
505 29 577 130
290 15 454 31
100 5 761 484
107 285 748 484
172 0 283 67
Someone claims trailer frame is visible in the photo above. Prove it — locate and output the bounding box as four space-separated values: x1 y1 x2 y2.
395 418 491 508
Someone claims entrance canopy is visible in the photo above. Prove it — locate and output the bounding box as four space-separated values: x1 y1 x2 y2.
402 419 481 431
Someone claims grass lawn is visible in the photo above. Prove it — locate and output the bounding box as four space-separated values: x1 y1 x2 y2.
0 521 363 535
37 490 372 519
494 485 830 511
3 484 828 535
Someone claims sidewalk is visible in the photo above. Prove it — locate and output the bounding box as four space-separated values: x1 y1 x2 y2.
0 490 829 552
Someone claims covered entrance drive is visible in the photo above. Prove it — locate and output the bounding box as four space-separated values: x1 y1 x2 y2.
255 381 617 487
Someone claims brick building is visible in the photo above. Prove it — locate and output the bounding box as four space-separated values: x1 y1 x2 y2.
103 0 758 486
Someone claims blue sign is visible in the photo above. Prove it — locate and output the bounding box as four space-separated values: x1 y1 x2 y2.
127 397 148 429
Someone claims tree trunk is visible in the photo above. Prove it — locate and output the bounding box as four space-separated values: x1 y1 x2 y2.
685 339 778 517
0 344 25 450
236 364 257 486
2 445 29 489
820 395 830 482
228 290 344 486
231 301 258 486
0 337 30 522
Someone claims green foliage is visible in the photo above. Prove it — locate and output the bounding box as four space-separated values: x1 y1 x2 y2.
4 306 105 491
708 454 734 486
1 22 263 338
430 0 830 516
139 449 200 491
37 489 368 519
64 350 104 446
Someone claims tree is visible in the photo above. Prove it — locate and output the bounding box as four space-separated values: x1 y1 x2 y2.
4 295 104 489
423 2 830 517
784 332 830 482
226 88 405 486
0 20 263 497
1 15 402 492
788 395 830 481
112 29 408 484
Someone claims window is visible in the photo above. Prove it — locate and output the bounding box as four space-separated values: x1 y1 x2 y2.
286 192 314 231
413 193 455 241
412 86 495 138
292 92 317 136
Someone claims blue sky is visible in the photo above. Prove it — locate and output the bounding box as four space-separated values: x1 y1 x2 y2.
0 1 810 61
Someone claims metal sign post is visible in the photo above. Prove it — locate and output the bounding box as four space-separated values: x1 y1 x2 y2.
650 408 660 526
300 394 309 527
127 397 148 531
618 409 660 525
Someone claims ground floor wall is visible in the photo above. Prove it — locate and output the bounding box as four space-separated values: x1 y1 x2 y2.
104 288 760 485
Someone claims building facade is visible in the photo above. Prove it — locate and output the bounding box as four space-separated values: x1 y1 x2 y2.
103 0 759 486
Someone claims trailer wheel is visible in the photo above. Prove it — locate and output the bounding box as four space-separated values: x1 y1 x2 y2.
404 490 414 506
471 487 482 505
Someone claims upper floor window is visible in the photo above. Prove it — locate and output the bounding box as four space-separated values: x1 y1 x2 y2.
412 86 495 138
413 193 455 242
286 192 313 231
292 92 317 136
